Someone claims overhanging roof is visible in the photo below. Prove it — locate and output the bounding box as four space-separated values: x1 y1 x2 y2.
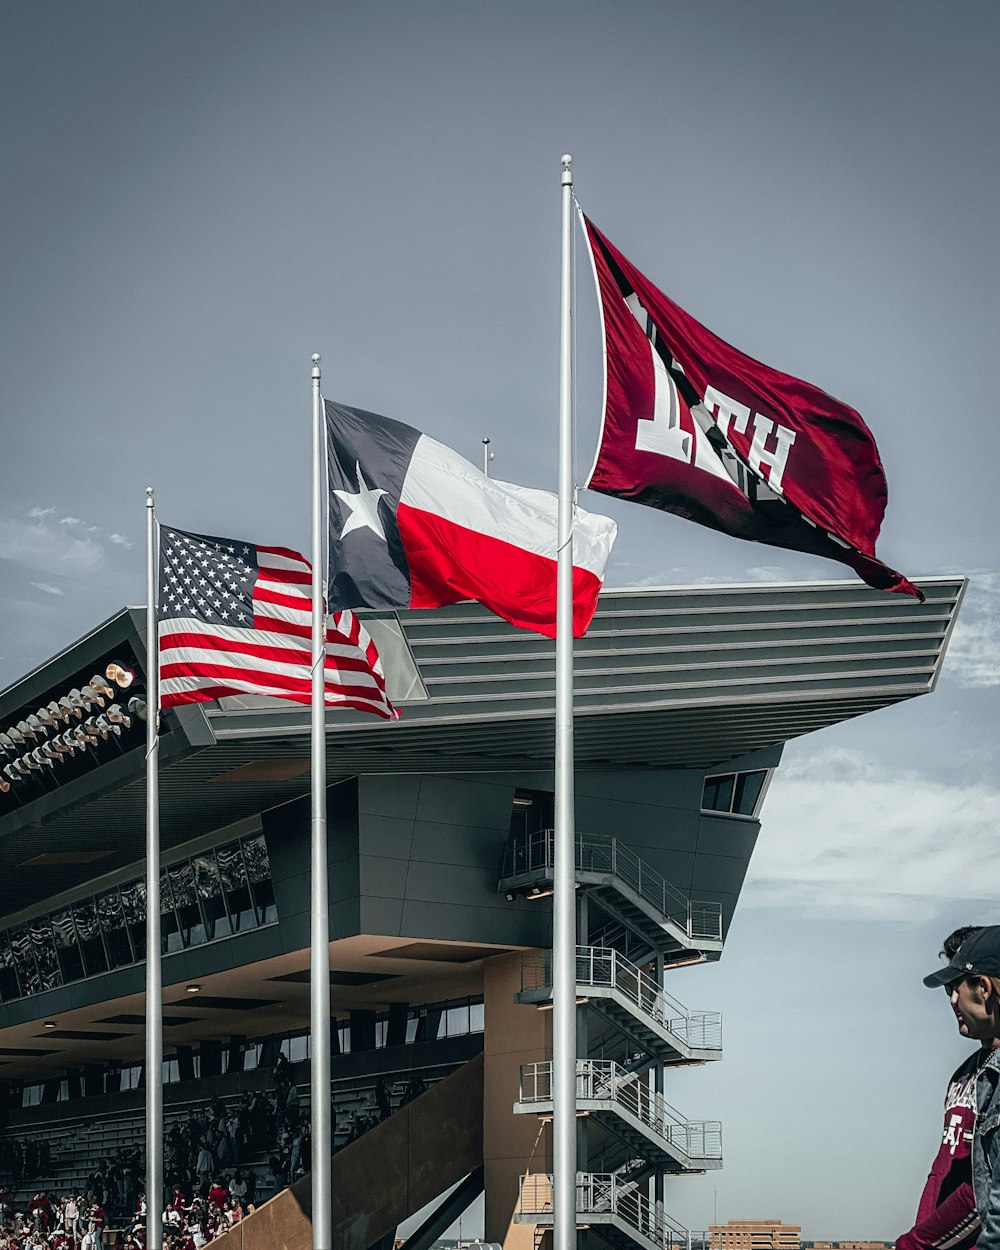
0 576 965 918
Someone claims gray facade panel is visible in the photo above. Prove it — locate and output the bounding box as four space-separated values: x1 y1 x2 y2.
408 822 507 870
690 853 753 895
696 817 760 860
398 899 546 946
357 775 423 820
412 775 513 832
359 813 416 861
402 861 498 905
360 855 411 899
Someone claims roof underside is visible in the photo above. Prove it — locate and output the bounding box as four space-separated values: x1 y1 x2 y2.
0 577 964 918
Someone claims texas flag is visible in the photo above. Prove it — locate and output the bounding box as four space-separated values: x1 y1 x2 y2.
324 401 617 638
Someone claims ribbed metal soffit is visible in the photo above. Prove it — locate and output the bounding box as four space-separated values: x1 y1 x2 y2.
0 577 965 908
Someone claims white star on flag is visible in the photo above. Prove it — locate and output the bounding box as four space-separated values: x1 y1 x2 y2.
333 462 389 544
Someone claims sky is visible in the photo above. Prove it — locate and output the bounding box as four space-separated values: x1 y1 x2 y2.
1 0 999 1239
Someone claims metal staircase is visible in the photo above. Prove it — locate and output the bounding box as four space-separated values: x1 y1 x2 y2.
499 829 723 959
502 823 723 1250
519 1173 702 1250
517 946 722 1068
516 1060 722 1173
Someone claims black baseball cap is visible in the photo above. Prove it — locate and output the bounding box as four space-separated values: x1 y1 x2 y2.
924 926 1000 988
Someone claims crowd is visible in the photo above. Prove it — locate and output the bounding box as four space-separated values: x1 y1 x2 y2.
0 1054 426 1248
0 1181 253 1248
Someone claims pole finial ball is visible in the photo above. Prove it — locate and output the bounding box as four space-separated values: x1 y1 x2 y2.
311 354 321 364
562 153 572 167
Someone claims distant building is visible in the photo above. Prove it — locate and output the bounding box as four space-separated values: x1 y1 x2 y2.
711 1220 802 1250
806 1243 893 1250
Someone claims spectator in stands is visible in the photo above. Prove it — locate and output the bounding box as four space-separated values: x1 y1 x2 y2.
194 1140 214 1198
63 1193 80 1245
206 1178 228 1211
375 1076 391 1122
228 1170 247 1206
85 1198 105 1239
402 1074 426 1105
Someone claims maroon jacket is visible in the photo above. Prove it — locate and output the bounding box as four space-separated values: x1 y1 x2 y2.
898 1051 983 1250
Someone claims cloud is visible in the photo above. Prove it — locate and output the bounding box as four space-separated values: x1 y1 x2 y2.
27 506 54 519
59 516 82 527
0 513 105 579
745 746 1000 919
942 571 1000 688
108 533 134 548
30 582 64 597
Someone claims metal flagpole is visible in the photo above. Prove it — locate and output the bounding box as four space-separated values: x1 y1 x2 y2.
144 486 163 1250
553 152 578 1250
310 354 333 1250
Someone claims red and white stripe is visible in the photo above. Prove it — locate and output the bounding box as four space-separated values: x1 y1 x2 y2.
159 546 396 718
398 435 617 638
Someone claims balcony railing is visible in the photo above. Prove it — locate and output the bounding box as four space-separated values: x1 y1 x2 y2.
500 828 722 943
519 1060 722 1164
519 1172 702 1250
521 946 723 1054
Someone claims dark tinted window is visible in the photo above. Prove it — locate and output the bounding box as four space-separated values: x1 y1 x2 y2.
51 909 85 983
120 879 146 962
217 841 254 933
193 853 229 940
96 888 132 969
8 926 38 995
702 774 735 813
734 770 767 816
73 900 108 975
30 917 61 991
0 933 20 1000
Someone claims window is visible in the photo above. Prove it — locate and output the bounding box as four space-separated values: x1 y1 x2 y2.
243 833 276 925
193 852 229 941
51 908 85 983
30 917 61 991
0 833 277 1000
73 900 107 976
217 840 254 932
96 888 133 969
8 926 38 996
168 860 205 947
120 880 146 961
702 769 771 817
0 934 19 1001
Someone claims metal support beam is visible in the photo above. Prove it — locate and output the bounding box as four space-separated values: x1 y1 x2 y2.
395 1167 486 1250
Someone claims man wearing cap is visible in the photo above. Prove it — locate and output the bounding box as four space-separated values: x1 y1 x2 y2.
920 927 1000 1250
897 928 990 1250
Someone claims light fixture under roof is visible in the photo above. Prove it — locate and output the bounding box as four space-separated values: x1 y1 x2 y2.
106 661 136 689
186 983 202 994
42 1021 56 1030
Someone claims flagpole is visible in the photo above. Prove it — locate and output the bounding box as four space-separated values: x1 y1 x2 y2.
144 486 163 1250
553 152 578 1250
310 354 333 1250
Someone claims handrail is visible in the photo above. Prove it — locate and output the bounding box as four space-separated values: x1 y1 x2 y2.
519 1172 701 1250
519 1060 722 1163
521 946 722 1053
501 829 723 942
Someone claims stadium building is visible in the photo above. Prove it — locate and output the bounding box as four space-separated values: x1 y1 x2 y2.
0 577 963 1250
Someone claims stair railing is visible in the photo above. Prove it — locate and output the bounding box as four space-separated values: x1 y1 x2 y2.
501 829 722 943
520 947 722 1053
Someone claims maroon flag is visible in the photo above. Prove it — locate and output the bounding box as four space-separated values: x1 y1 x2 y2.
582 215 922 600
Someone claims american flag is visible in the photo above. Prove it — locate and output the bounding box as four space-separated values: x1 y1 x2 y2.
157 525 397 719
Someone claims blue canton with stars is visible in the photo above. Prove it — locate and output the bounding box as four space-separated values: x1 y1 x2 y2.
158 526 258 625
